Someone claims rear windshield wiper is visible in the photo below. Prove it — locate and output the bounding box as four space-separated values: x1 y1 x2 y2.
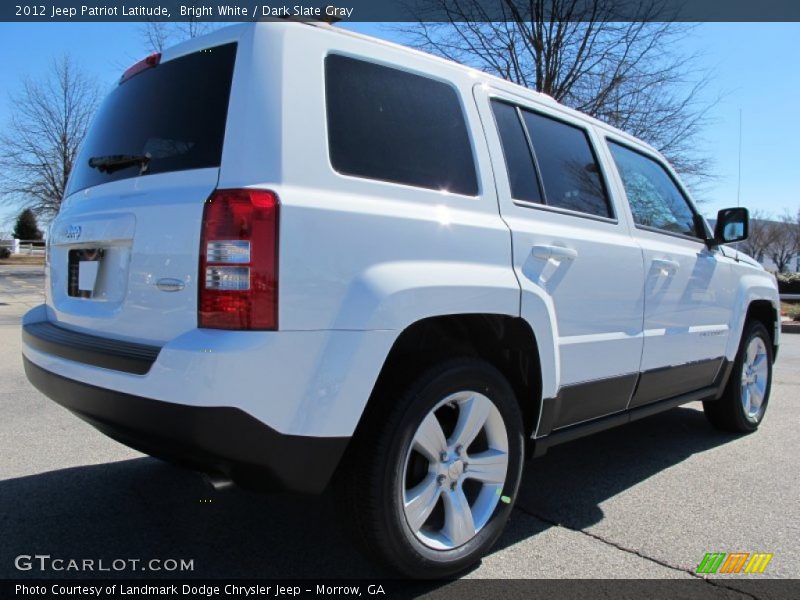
88 153 151 175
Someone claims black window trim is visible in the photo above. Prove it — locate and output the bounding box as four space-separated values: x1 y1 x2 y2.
323 51 481 199
489 99 546 205
489 94 619 224
512 197 620 225
605 135 707 243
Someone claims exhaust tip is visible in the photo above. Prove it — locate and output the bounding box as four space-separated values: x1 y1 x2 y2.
202 472 234 491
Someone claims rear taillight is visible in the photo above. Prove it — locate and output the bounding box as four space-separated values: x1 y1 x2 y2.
199 189 279 330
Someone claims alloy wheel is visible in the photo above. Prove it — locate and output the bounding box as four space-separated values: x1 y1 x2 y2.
401 391 509 550
740 336 769 423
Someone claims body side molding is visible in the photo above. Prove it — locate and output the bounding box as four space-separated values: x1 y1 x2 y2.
534 358 732 453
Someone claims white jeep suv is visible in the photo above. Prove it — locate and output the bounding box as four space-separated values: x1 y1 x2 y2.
22 22 780 577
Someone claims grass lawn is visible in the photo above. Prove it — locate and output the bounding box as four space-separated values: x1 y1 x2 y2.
0 255 45 266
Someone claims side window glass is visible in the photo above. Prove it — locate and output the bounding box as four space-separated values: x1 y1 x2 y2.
521 110 612 218
490 100 542 203
325 54 478 196
608 141 698 237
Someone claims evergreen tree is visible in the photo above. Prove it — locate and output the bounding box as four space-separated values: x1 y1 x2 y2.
13 209 43 240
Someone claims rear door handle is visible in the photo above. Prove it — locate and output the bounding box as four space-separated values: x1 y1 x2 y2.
531 244 578 261
652 258 680 274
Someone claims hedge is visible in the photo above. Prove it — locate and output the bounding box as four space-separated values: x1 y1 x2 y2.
777 273 800 295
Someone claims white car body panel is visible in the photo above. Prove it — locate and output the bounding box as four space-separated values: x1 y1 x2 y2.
22 304 395 437
633 231 737 371
474 85 647 411
49 169 218 344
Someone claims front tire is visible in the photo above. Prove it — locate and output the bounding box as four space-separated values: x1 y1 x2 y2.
703 321 773 433
336 358 525 578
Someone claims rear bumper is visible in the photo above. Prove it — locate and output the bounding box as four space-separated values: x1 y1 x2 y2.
22 320 161 375
22 306 395 440
23 357 348 493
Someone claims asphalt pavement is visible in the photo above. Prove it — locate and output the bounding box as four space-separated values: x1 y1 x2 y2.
1 265 797 595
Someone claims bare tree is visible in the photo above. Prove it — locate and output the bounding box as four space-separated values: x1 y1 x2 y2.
0 56 99 220
140 21 219 53
793 208 800 259
397 0 718 183
767 213 799 273
740 210 772 262
141 21 172 53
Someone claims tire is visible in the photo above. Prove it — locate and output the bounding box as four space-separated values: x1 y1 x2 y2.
703 321 773 433
335 358 525 578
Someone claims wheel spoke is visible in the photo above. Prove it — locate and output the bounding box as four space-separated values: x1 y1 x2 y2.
450 394 491 450
404 473 441 532
749 384 762 410
752 376 767 402
441 487 475 547
746 342 757 364
413 413 447 463
465 449 508 484
740 336 771 422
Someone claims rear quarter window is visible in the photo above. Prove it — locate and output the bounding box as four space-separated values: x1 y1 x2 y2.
325 54 478 196
67 43 237 195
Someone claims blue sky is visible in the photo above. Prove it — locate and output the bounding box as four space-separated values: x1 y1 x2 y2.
0 21 797 233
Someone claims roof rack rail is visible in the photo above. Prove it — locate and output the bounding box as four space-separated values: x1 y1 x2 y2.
276 10 342 25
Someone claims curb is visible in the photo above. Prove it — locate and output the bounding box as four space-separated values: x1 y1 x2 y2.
781 322 800 334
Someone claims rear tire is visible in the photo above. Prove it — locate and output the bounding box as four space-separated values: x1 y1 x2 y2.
336 358 525 578
703 321 772 433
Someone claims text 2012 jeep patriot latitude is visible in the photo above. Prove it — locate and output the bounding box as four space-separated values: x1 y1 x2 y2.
22 22 780 577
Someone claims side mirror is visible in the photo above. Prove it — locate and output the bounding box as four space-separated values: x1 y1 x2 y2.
712 207 749 246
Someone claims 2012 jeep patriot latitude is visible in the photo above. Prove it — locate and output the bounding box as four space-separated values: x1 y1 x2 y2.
22 21 780 577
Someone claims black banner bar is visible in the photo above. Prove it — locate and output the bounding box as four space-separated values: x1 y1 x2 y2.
3 0 800 23
4 579 800 600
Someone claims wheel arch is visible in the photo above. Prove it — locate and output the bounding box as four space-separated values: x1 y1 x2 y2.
744 299 779 361
726 274 781 363
356 314 544 441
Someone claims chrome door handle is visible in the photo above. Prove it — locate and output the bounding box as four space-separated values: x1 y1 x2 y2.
652 258 680 274
531 244 578 261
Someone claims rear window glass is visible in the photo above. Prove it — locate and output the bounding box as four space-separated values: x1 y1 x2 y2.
67 43 237 195
325 54 478 196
